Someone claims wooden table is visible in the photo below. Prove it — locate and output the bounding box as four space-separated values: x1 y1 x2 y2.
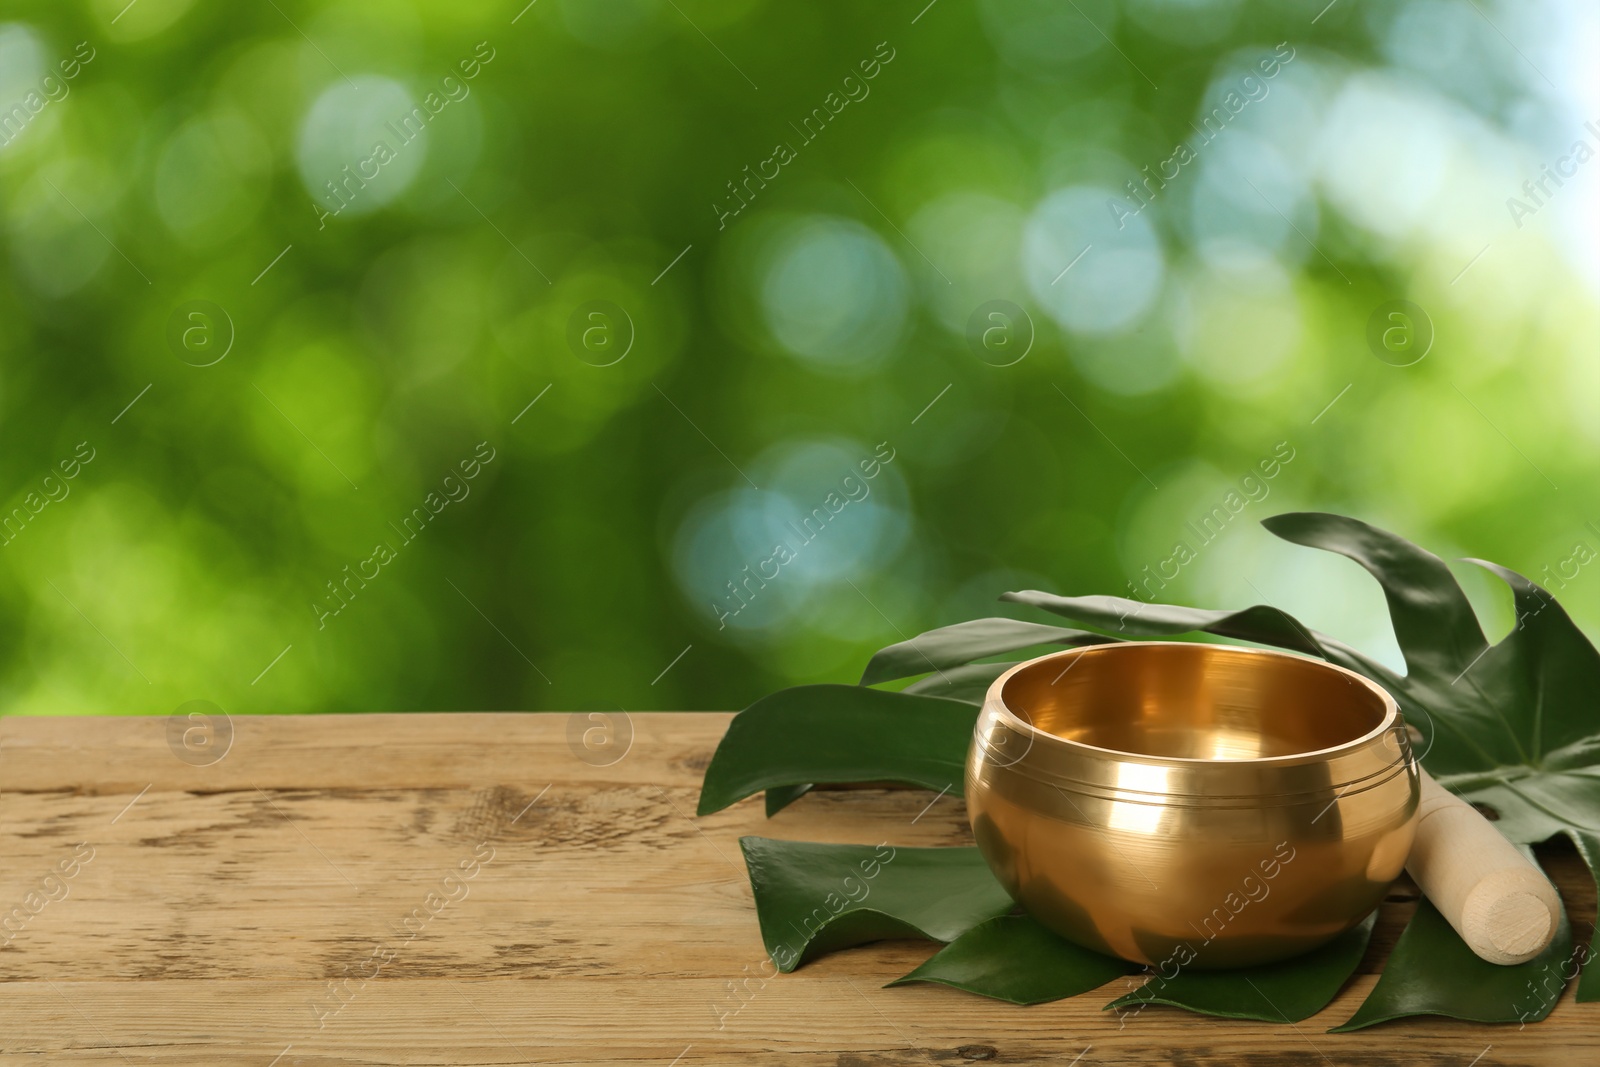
1 713 1594 1066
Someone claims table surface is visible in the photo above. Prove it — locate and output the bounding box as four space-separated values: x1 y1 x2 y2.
1 713 1595 1067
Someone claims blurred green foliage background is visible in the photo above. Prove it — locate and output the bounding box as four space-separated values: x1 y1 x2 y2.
0 0 1594 716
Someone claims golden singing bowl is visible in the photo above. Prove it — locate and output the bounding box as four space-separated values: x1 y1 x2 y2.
966 641 1419 969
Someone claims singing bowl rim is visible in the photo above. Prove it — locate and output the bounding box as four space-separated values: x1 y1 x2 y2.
983 640 1403 771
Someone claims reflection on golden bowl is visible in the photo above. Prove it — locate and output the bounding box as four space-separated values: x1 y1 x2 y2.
966 641 1419 969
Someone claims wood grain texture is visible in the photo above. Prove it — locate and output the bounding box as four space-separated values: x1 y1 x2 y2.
0 713 1594 1066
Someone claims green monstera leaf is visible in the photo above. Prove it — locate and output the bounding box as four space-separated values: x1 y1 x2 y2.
1330 895 1574 1031
1105 913 1378 1024
888 915 1139 1005
696 513 1600 1028
740 837 1014 972
696 684 976 816
858 618 1121 688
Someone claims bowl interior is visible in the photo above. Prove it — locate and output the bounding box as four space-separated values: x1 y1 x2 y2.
1000 643 1389 761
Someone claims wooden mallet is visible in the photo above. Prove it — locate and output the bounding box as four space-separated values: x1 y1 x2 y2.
1405 766 1561 965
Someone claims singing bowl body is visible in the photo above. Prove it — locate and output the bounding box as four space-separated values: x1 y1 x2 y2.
966 642 1419 969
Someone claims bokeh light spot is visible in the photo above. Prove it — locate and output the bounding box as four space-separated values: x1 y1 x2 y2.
758 216 910 375
297 75 428 217
1023 185 1166 336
